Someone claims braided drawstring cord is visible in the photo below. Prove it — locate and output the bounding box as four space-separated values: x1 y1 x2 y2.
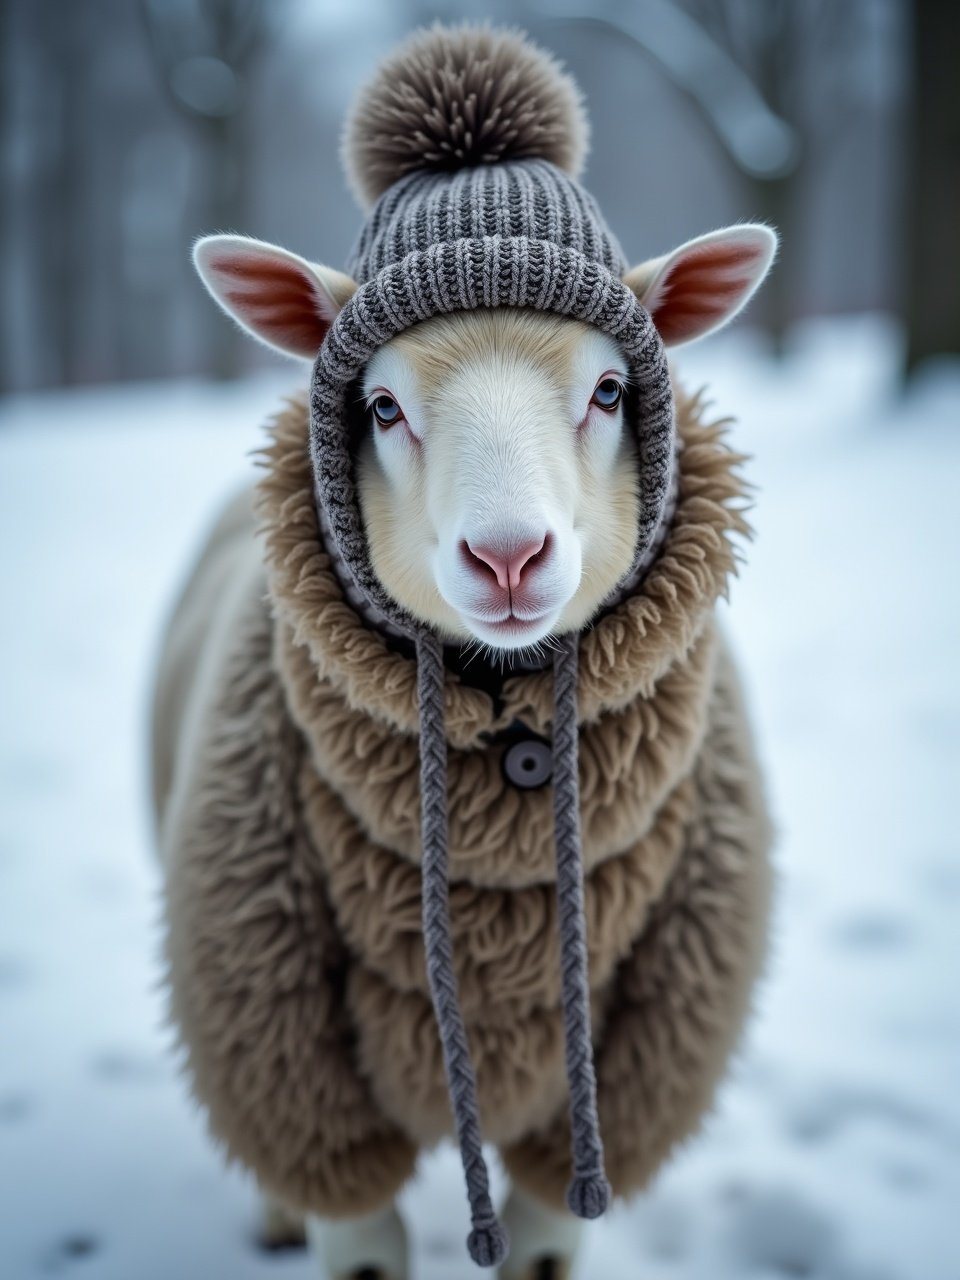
415 627 610 1270
552 632 611 1217
416 630 509 1268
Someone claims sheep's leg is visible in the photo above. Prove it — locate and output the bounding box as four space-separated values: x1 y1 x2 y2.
305 1201 408 1280
502 646 773 1210
497 1183 582 1280
257 1192 306 1251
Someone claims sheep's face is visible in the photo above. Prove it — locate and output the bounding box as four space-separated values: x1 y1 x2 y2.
356 310 639 651
192 225 777 653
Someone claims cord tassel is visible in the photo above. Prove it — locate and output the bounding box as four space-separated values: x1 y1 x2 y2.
552 634 612 1219
416 631 509 1268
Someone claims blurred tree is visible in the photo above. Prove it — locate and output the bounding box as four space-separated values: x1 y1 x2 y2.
0 0 912 390
545 0 803 349
140 0 269 379
23 2 88 385
545 0 889 353
676 0 867 352
904 0 960 372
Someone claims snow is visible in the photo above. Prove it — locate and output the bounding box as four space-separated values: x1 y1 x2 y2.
1 316 958 1280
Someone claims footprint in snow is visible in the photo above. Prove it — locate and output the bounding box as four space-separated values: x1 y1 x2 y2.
725 1185 839 1276
920 858 960 900
831 912 912 951
0 1091 33 1123
40 1235 100 1272
90 1049 166 1084
724 1187 890 1279
784 1083 930 1145
0 953 33 990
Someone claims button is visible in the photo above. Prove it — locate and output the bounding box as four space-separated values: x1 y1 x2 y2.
503 739 553 789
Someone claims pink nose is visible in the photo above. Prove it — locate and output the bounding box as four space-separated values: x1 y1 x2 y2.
461 534 550 592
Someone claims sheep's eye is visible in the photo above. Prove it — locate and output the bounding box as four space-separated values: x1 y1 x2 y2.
372 395 401 428
591 378 623 411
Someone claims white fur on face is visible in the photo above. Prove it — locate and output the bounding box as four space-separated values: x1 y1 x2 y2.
357 309 639 653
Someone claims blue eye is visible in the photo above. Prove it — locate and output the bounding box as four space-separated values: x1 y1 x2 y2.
591 378 623 411
372 395 402 428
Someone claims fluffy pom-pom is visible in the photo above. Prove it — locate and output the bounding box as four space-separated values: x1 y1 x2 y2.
342 22 589 208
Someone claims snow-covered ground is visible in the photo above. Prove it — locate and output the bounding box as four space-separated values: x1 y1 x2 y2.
1 316 958 1280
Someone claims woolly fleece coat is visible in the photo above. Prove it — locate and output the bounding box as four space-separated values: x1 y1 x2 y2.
153 379 774 1219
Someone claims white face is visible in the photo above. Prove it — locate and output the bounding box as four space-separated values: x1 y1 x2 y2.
356 309 640 653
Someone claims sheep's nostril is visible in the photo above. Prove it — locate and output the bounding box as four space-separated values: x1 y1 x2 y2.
460 539 500 585
463 534 550 592
528 531 553 572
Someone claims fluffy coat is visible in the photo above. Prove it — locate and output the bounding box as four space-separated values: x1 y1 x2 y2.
154 379 774 1218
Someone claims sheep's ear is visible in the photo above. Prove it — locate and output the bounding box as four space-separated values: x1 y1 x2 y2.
624 224 777 347
192 235 357 359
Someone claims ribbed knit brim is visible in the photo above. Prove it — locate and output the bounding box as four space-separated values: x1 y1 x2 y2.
345 160 627 283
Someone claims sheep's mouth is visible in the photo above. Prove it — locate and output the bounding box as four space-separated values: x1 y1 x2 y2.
462 609 557 650
486 613 546 632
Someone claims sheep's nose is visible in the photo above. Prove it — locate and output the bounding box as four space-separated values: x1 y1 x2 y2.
461 533 551 592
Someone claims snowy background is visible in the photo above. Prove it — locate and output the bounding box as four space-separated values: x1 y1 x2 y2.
1 317 958 1279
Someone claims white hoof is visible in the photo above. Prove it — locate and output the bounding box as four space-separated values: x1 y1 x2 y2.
306 1201 408 1280
498 1184 582 1280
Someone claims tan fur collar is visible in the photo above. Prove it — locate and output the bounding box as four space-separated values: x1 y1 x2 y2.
255 382 750 752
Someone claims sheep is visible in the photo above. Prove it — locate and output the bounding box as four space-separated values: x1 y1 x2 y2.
153 23 777 1280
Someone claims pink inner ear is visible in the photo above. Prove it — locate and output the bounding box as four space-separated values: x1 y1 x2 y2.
207 249 334 355
650 240 763 344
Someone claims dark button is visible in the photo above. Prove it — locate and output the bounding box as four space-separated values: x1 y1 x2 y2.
503 739 553 789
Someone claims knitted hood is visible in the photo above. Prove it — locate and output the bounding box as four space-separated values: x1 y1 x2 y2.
309 26 676 1267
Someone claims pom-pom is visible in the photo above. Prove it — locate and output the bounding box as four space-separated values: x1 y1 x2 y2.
566 1172 611 1219
466 1220 509 1268
342 22 589 207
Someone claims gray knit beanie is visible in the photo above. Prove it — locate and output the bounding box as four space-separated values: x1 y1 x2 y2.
309 24 675 1269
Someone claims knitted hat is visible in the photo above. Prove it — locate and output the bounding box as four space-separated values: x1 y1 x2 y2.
310 25 676 1269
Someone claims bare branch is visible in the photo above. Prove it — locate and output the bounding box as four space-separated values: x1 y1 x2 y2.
541 0 799 178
